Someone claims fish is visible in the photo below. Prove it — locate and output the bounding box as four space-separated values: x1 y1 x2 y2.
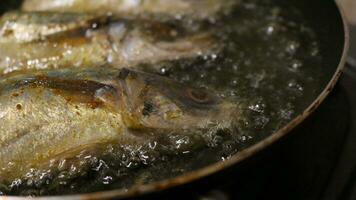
0 31 112 74
21 0 236 20
0 12 216 74
0 11 107 43
0 67 238 183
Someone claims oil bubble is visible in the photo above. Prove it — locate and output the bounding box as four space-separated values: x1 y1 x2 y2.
286 41 300 55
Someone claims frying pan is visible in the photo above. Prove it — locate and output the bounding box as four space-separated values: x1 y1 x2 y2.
0 0 349 199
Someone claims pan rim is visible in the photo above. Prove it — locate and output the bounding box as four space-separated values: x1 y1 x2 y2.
2 1 350 199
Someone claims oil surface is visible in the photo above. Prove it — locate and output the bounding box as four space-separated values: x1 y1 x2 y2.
0 0 324 196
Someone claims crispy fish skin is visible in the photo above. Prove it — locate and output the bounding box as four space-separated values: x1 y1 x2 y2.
0 13 216 74
21 0 235 20
0 67 237 182
0 31 111 74
0 11 107 43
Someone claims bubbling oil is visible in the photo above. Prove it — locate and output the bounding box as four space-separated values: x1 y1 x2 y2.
2 0 323 196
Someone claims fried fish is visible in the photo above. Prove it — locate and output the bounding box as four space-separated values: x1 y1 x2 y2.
0 67 238 182
0 12 216 74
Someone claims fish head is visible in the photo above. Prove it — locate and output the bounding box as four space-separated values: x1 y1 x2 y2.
115 68 238 132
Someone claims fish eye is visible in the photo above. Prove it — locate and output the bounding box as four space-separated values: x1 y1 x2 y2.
186 88 214 104
142 102 154 116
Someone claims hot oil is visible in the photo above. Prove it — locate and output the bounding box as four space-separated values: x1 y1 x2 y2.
2 0 323 196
